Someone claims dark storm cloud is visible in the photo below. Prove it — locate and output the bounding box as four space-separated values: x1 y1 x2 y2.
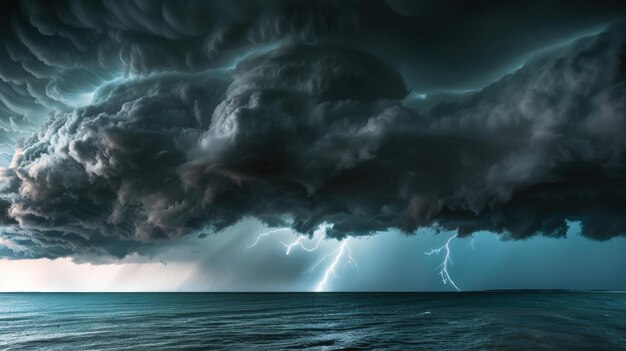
0 71 232 258
0 0 624 259
0 20 624 259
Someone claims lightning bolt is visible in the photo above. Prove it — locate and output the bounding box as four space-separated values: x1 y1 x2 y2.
314 239 354 292
245 227 291 249
281 233 324 255
425 233 460 291
246 224 357 291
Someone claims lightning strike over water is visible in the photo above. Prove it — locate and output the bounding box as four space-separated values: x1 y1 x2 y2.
246 224 357 291
315 239 351 292
425 234 461 292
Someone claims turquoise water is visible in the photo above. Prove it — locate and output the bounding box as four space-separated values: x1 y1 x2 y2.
0 292 625 350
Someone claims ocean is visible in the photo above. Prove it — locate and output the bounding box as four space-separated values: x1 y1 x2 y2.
0 292 625 350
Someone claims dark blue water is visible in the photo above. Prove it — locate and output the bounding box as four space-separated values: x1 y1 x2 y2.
0 292 625 350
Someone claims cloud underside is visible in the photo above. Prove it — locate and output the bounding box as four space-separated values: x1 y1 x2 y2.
0 3 624 259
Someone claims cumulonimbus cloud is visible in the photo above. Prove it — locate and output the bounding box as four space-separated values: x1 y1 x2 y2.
0 20 624 260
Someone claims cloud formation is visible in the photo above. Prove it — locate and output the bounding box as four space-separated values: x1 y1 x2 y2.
0 19 624 259
2 0 625 155
0 0 366 167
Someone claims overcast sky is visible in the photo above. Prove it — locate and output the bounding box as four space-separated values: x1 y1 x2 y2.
0 0 625 291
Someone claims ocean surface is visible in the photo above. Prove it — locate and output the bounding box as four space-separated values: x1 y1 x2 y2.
0 292 625 350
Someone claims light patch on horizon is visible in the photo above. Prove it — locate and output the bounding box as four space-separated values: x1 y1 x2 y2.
0 258 195 292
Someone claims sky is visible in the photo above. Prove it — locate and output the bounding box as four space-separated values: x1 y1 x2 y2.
0 0 625 292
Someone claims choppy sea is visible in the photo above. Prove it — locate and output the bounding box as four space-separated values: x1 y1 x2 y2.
1 292 625 350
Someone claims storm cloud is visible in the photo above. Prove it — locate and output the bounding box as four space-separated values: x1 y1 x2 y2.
0 0 624 260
